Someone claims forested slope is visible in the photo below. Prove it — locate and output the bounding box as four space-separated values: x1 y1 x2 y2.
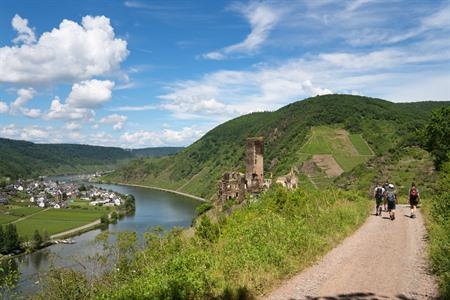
106 94 449 198
0 138 182 179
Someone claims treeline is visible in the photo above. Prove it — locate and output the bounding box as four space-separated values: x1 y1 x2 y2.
0 224 49 255
0 224 20 254
0 138 183 180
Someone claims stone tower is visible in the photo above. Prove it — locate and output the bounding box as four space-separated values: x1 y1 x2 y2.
245 137 264 192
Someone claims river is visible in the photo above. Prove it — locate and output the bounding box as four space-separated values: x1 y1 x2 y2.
2 182 202 296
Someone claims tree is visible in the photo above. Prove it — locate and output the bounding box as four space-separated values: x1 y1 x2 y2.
33 229 43 249
4 224 20 252
0 225 4 253
124 194 135 214
100 215 109 224
422 107 450 169
196 215 220 243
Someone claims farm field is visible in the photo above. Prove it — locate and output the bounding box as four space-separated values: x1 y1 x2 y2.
0 214 20 225
0 206 44 225
13 209 106 238
299 126 375 187
349 134 374 155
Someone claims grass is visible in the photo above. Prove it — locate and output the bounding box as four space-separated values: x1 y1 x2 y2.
0 206 43 225
38 187 370 299
422 162 450 298
14 209 105 239
300 134 331 154
349 134 374 155
333 155 368 172
8 207 42 217
299 126 374 187
0 214 19 225
335 147 438 202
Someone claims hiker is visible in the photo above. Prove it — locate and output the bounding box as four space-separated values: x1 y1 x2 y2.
385 183 397 220
382 181 390 211
373 183 385 216
408 182 420 219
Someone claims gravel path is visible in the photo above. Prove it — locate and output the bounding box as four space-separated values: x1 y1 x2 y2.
264 205 438 300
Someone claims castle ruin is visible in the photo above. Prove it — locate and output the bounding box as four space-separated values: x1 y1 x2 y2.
218 172 246 204
217 137 266 204
245 137 264 193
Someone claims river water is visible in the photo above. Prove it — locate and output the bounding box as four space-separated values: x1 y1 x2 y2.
2 182 201 296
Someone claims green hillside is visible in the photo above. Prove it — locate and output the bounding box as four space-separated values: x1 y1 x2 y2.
0 138 183 179
105 94 450 199
297 126 374 188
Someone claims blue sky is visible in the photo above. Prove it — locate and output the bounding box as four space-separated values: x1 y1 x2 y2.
0 0 449 148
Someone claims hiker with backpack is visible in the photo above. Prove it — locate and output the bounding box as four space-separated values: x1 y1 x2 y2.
373 183 385 216
385 183 397 220
408 182 420 218
382 181 389 211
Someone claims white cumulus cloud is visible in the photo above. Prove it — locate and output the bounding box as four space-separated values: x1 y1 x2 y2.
120 126 204 147
46 96 94 121
12 14 36 45
66 80 115 108
0 101 9 113
45 79 114 121
99 113 128 130
0 15 128 84
6 88 42 118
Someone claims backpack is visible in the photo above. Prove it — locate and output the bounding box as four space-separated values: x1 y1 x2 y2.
410 187 418 198
386 191 396 202
375 187 383 200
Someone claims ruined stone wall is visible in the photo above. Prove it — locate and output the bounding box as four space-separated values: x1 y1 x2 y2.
218 172 246 204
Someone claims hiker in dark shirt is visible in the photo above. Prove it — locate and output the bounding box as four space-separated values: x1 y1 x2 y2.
408 182 420 219
373 183 385 216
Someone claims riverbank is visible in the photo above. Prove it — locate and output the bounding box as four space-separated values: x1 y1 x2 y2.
0 215 109 262
109 182 206 202
50 217 104 240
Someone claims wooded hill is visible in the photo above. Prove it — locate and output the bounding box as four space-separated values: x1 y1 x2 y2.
105 94 449 199
0 138 183 179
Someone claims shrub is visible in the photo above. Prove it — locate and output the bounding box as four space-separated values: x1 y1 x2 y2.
423 162 450 298
196 215 220 243
195 203 213 216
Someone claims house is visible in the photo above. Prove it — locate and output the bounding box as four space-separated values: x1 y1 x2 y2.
0 197 8 205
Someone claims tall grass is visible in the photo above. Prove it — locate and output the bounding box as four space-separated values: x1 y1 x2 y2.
37 187 370 299
422 162 450 298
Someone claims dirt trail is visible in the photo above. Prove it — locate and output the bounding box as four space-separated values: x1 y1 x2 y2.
10 207 50 224
264 205 437 300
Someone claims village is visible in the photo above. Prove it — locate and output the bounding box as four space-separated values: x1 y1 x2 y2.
0 177 124 209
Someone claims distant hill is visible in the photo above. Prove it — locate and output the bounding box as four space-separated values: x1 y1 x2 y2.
127 147 184 158
0 138 183 179
105 94 449 199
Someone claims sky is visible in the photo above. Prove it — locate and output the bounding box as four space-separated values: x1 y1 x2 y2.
0 0 449 148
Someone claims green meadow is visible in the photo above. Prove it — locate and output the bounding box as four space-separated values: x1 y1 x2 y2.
12 209 105 238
